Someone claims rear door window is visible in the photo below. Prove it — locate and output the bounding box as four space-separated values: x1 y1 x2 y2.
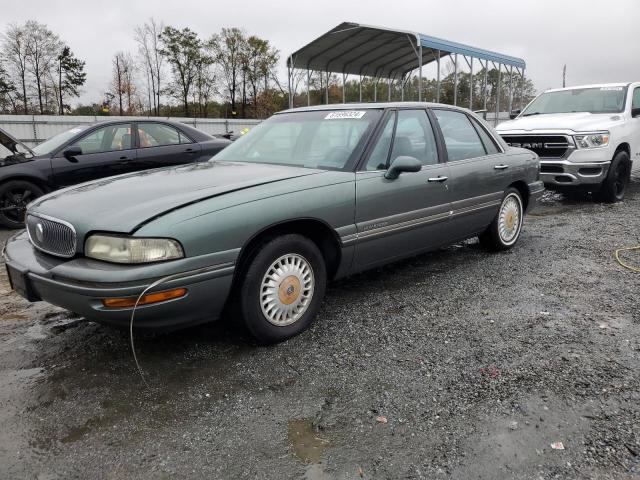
433 110 487 161
138 123 192 148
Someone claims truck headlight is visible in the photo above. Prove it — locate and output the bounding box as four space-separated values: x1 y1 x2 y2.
85 235 184 264
574 132 609 149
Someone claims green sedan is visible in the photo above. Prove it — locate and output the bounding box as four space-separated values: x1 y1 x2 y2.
4 103 543 343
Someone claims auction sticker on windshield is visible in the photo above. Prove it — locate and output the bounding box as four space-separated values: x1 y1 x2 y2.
324 111 366 120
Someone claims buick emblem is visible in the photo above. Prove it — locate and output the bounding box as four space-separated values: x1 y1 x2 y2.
35 223 44 243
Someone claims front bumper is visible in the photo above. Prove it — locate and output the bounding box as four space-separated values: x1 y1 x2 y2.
3 231 236 330
540 159 610 187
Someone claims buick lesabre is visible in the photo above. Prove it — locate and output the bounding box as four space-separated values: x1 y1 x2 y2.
4 103 543 343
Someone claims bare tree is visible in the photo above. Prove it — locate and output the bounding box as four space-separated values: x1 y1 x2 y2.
1 23 30 113
209 28 246 115
24 20 62 114
110 52 135 115
134 18 165 115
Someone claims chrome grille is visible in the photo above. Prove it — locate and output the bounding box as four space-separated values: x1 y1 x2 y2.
26 214 77 258
501 135 573 158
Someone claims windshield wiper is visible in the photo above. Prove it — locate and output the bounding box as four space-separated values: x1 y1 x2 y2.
521 112 542 117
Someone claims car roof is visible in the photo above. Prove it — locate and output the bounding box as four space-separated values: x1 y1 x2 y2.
278 102 473 114
544 83 631 93
84 118 215 141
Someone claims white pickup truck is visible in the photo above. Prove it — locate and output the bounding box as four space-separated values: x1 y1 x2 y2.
497 83 640 202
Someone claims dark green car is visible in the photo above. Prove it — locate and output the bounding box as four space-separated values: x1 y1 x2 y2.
4 103 543 343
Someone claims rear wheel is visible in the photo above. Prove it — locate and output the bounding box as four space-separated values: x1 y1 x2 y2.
238 234 327 344
479 188 524 251
0 180 44 228
597 151 630 203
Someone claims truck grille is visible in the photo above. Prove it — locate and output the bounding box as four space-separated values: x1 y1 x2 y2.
26 214 77 258
500 135 573 158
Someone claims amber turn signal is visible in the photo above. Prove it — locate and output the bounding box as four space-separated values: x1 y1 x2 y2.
101 288 187 308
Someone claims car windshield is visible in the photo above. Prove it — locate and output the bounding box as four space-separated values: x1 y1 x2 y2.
521 86 628 116
32 125 89 155
214 109 382 170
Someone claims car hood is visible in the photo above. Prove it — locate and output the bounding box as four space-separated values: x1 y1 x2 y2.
0 127 35 165
497 112 623 133
29 161 323 234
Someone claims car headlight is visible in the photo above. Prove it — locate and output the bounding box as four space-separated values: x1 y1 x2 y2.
85 235 184 264
574 132 609 149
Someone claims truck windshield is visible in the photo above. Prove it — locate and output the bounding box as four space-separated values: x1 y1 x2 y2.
214 109 382 170
521 86 628 116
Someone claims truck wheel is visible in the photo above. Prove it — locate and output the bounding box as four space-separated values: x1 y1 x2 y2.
0 180 44 229
598 151 630 203
479 188 524 251
238 234 327 344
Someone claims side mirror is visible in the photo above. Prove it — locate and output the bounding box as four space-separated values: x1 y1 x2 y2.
631 107 640 118
509 109 521 120
384 156 422 180
63 146 82 162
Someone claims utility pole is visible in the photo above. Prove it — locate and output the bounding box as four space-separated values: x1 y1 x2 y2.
562 65 566 88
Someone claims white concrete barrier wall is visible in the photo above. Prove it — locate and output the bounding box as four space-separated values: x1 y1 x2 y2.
0 115 262 147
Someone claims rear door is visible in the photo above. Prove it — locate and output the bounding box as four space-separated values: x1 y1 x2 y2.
135 122 202 168
354 109 452 268
431 108 508 238
51 122 136 187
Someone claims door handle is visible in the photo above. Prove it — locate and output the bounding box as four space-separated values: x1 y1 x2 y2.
494 164 509 170
185 148 197 154
427 176 448 183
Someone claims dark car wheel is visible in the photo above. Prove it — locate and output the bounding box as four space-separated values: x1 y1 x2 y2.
0 180 44 229
479 187 524 251
597 151 630 203
238 234 327 344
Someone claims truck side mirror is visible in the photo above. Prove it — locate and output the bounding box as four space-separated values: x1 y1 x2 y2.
631 107 640 118
510 109 521 120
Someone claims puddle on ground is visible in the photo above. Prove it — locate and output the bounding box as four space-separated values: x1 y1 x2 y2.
288 419 330 479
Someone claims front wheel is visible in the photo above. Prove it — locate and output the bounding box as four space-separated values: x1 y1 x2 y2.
479 188 524 251
238 234 327 344
597 151 630 203
0 180 44 229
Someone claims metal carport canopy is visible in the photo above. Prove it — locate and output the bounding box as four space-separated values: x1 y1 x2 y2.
287 22 526 79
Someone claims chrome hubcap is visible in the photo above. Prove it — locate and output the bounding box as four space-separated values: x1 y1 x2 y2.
260 254 314 326
498 194 522 244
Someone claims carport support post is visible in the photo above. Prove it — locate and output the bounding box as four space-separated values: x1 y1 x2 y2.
359 75 362 102
342 73 346 103
436 50 441 103
287 57 293 109
496 63 502 126
469 57 474 110
325 71 329 104
483 61 488 112
307 69 311 106
453 53 458 106
388 78 391 101
520 68 526 109
374 78 377 102
418 44 423 102
508 65 514 114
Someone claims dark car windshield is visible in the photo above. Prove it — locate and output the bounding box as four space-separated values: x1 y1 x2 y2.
521 86 628 116
32 125 88 155
214 109 383 170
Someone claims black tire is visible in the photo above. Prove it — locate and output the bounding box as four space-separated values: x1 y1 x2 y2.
0 180 44 229
479 187 524 251
597 151 631 203
238 234 327 344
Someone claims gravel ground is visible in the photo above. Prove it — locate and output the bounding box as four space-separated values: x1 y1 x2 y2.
1 180 639 480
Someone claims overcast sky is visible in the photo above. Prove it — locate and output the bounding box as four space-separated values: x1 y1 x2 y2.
3 0 639 105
